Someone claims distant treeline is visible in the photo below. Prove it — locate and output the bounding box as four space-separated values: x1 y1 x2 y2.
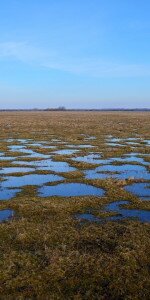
0 107 150 112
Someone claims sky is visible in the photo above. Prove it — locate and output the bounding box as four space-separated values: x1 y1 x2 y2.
0 0 150 109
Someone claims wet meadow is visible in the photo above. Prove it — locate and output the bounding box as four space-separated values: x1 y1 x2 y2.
0 111 150 299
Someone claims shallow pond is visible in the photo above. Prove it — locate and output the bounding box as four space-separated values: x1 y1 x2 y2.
7 145 51 159
85 169 115 180
104 201 150 222
126 142 140 146
54 149 79 155
0 137 149 203
125 183 150 200
85 164 150 180
0 209 14 222
67 144 95 149
144 139 150 146
0 167 35 174
76 200 150 223
75 144 95 149
107 143 125 147
72 154 110 164
106 136 145 148
0 156 16 161
1 174 64 188
14 158 76 173
39 183 105 197
112 155 149 165
84 136 96 141
0 188 21 201
8 145 26 151
73 152 149 167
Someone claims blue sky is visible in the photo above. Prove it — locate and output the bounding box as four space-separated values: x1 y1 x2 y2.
0 0 150 108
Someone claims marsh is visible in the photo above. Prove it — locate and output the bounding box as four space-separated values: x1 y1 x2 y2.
0 111 150 299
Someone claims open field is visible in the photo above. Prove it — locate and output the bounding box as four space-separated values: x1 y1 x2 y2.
0 111 150 299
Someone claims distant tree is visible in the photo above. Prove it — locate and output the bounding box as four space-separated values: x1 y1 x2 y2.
57 106 66 111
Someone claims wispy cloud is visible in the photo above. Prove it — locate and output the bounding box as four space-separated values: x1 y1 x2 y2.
0 41 150 77
0 41 49 62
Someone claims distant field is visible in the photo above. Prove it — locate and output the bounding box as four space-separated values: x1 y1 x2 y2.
0 111 150 299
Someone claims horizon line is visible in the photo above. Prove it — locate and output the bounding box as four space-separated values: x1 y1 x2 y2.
0 108 150 112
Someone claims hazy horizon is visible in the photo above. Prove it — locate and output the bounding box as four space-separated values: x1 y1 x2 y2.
1 106 150 110
0 0 150 109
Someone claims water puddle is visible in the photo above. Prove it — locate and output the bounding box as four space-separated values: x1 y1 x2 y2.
0 167 34 174
1 174 63 188
14 159 76 173
0 209 14 222
75 144 95 149
51 139 62 142
76 201 150 223
50 139 67 144
107 143 125 147
27 143 47 147
0 156 16 161
85 164 150 180
85 170 116 180
80 134 96 141
126 142 140 146
125 183 150 200
0 188 21 200
72 154 109 165
127 138 141 141
54 149 79 155
67 144 95 149
84 136 96 141
39 183 105 197
4 139 15 143
5 138 32 143
7 144 51 159
0 137 149 201
114 154 149 165
28 143 56 149
8 145 26 151
107 137 122 143
106 136 146 148
17 139 33 143
142 139 150 146
41 145 56 149
104 201 150 222
98 163 147 172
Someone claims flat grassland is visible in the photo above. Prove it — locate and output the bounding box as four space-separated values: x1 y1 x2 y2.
0 111 150 299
